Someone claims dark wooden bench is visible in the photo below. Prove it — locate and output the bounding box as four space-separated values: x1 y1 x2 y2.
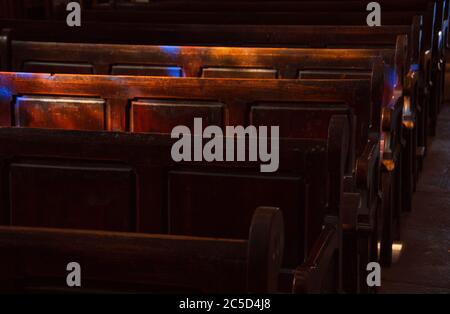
16 0 448 101
0 0 440 293
0 73 374 202
0 38 414 215
0 207 285 294
79 0 442 62
0 122 350 293
0 72 379 202
56 8 427 82
0 21 423 183
78 0 450 45
0 70 405 278
0 39 399 79
0 18 423 263
0 0 440 294
89 0 447 56
0 21 422 75
0 72 371 290
0 28 416 218
81 0 446 49
59 7 443 139
63 1 432 64
0 21 425 143
100 0 445 38
0 38 405 144
49 0 449 136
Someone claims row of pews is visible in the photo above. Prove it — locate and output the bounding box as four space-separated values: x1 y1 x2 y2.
0 0 447 294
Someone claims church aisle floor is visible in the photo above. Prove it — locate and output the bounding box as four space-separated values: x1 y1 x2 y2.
380 103 450 294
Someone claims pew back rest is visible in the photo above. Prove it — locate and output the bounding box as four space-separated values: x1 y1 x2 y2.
0 117 349 267
0 73 376 157
0 21 422 81
0 39 396 80
0 21 421 85
0 22 418 57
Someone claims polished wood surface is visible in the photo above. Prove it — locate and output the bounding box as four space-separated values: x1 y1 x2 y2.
0 0 447 294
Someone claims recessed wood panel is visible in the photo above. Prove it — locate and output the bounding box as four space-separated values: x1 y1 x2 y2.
9 162 136 232
298 70 371 79
14 96 106 131
111 65 183 77
168 171 306 266
202 67 278 78
23 61 94 74
131 100 223 133
250 105 349 139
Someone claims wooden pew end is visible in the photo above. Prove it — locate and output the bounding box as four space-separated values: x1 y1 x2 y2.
247 207 285 294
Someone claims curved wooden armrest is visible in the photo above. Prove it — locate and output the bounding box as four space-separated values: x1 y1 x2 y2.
247 207 285 294
292 225 339 294
402 66 419 129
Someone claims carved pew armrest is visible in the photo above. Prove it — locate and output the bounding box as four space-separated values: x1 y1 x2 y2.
292 224 339 294
380 132 399 173
247 207 285 294
403 65 420 130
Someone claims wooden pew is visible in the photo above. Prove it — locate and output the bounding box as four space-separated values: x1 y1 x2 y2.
60 6 429 83
0 21 421 65
0 6 432 264
0 21 423 178
6 1 442 115
82 0 446 49
0 73 378 193
0 122 350 293
0 20 418 264
0 39 404 132
0 28 415 211
0 207 285 293
0 40 400 79
101 0 444 39
0 38 413 216
55 0 445 138
100 0 445 37
11 2 443 155
0 69 397 277
64 1 431 65
0 73 373 291
79 0 449 46
0 0 444 294
0 22 423 140
62 7 440 139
